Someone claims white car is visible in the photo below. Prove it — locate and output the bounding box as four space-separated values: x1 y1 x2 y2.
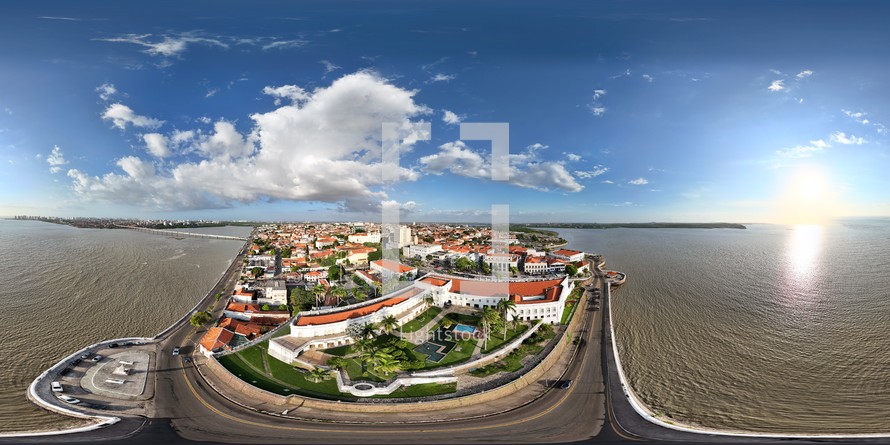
172 347 180 356
58 395 81 404
51 381 63 393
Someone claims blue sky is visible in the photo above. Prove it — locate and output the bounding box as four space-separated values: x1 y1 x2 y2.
1 0 889 223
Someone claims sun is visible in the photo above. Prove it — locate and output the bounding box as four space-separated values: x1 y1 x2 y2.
778 166 838 225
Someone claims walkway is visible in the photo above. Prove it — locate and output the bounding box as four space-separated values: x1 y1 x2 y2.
399 307 451 345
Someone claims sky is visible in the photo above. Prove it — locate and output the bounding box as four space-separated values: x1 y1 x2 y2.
1 0 889 223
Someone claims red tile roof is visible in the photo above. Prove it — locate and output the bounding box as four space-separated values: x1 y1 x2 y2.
200 327 235 352
553 249 583 257
420 276 449 287
427 275 564 298
372 259 416 274
295 287 422 326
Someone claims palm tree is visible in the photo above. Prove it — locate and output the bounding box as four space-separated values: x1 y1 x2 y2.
423 294 434 309
480 307 502 350
307 367 331 383
354 290 368 302
360 322 378 340
311 283 327 307
327 357 347 370
372 355 401 376
380 315 398 335
496 299 517 340
330 287 347 306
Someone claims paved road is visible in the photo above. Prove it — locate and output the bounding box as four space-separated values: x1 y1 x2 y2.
7 263 876 445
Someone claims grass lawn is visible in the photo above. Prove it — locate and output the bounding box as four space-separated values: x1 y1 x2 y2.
469 340 547 377
235 341 268 370
218 345 347 400
445 313 481 325
560 301 577 325
424 338 477 368
344 359 387 382
400 307 442 333
482 323 529 353
322 344 353 357
373 382 457 398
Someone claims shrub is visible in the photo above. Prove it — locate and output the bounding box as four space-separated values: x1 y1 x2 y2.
261 304 271 311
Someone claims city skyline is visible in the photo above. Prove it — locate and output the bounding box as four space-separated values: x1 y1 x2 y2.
2 1 889 223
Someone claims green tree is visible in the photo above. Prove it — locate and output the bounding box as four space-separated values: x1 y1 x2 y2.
353 289 368 302
380 315 398 335
360 322 378 340
327 357 348 370
290 288 314 310
480 307 502 350
330 286 347 306
261 304 271 311
368 249 382 262
565 264 578 276
214 292 223 301
281 247 292 258
311 283 328 307
496 299 518 340
455 257 475 271
189 311 212 327
328 265 341 282
307 368 331 383
277 304 287 311
372 354 401 376
251 267 264 278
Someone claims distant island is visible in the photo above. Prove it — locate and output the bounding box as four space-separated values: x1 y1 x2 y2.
524 222 747 230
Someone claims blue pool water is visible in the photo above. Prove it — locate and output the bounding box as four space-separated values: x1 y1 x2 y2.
454 324 476 334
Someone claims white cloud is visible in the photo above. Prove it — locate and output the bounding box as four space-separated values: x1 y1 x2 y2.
102 103 164 130
593 89 607 101
777 139 830 158
574 165 608 179
196 121 255 159
116 156 155 179
769 69 783 75
142 133 170 158
565 153 582 162
262 85 309 105
419 141 583 193
628 177 649 185
590 106 606 116
96 33 228 58
205 88 219 98
842 109 869 124
69 71 428 212
442 109 463 125
601 179 614 184
830 131 866 145
641 74 654 82
768 79 785 92
429 73 456 83
47 145 67 173
96 83 117 101
796 70 813 79
262 40 306 51
320 60 340 74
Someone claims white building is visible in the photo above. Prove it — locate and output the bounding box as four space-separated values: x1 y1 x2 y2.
483 253 520 275
404 244 443 259
522 256 549 275
548 249 585 263
417 274 573 325
347 232 381 244
258 280 288 306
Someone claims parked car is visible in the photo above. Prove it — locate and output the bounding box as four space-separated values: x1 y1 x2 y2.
172 347 180 356
80 353 90 360
59 367 72 376
91 355 103 362
57 395 81 404
559 379 573 389
109 343 119 348
71 358 82 366
51 382 63 393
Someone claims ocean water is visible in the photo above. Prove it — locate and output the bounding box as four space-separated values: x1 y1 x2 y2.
0 220 248 433
557 220 890 434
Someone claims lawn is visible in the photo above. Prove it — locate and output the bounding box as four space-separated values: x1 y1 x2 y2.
482 323 529 353
400 307 442 333
560 301 577 325
373 382 457 398
445 313 481 325
425 337 477 368
322 344 353 357
218 346 346 400
469 342 545 377
236 340 268 370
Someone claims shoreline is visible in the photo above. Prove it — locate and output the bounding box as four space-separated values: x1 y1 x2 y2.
606 281 890 439
10 229 252 438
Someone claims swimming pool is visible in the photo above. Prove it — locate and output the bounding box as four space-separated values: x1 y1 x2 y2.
453 324 477 334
